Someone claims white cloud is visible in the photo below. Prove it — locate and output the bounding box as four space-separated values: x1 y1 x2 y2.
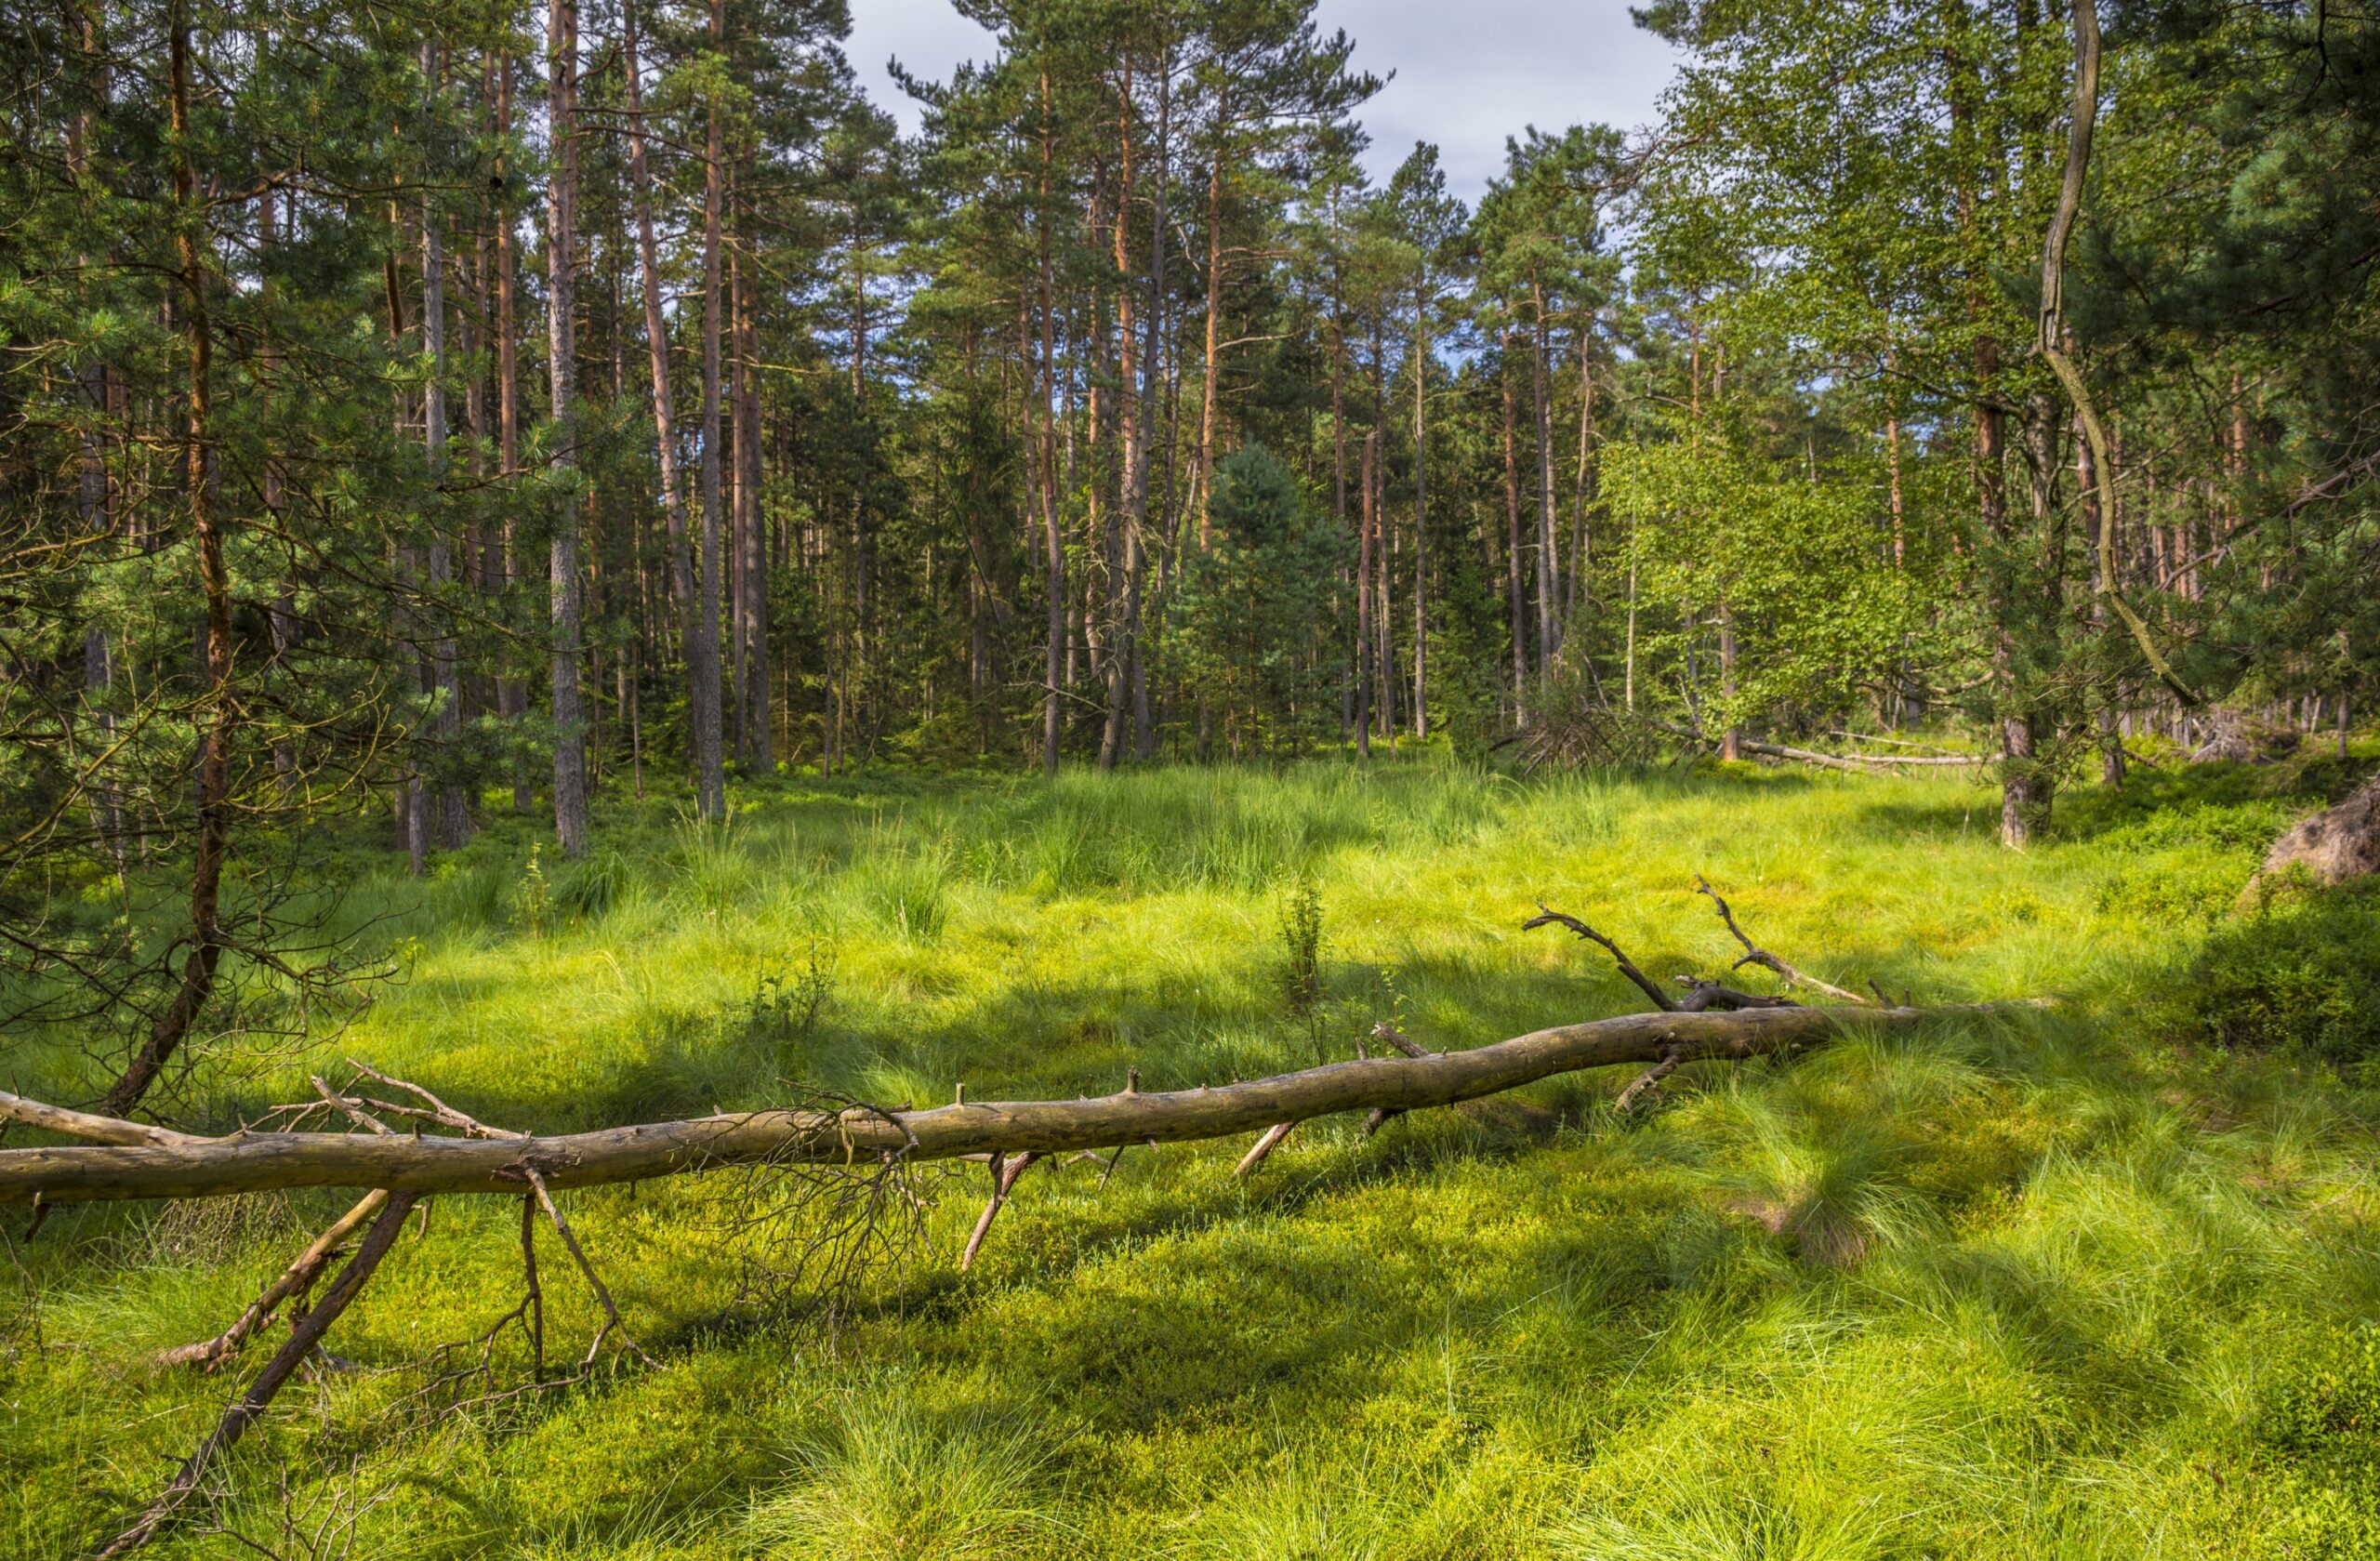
847 0 1680 203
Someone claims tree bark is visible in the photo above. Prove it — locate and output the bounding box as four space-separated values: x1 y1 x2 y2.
546 0 591 856
1502 330 1527 700
734 207 769 771
100 2 231 1118
690 0 728 819
7 1003 2003 1207
621 0 696 764
1196 95 1226 546
419 65 469 852
495 50 532 814
1101 60 1141 772
1037 70 1063 777
1410 296 1429 742
1356 429 1375 757
1531 282 1559 672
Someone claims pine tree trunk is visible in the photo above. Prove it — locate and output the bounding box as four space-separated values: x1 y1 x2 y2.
1569 317 1595 628
495 50 533 815
546 0 590 857
621 0 696 764
1531 284 1559 673
1410 304 1428 743
735 215 770 772
1038 70 1063 777
1101 64 1140 773
689 0 728 818
1502 331 1527 703
101 0 231 1117
1196 100 1226 548
1356 429 1374 758
420 59 469 851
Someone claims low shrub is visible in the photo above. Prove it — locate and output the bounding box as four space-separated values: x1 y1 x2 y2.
2249 1329 2380 1560
2177 882 2380 1064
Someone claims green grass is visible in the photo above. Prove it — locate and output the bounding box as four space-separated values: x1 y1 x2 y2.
5 757 2380 1557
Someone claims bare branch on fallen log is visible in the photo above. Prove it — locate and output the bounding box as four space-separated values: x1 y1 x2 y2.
0 1091 198 1149
1524 904 1677 1011
524 1168 653 1369
1235 1121 1300 1177
0 1003 2029 1209
959 1149 1039 1272
346 1060 521 1140
95 1192 420 1558
1370 1023 1431 1058
157 1190 390 1371
1694 875 1871 1006
1673 977 1795 1012
1361 1106 1402 1139
1613 1048 1685 1116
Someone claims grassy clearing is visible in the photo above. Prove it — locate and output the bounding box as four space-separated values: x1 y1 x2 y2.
5 757 2379 1557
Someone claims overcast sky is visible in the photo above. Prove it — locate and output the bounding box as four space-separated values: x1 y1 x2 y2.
844 0 1682 205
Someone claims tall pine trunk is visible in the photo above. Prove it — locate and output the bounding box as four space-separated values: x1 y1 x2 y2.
546 0 590 856
102 0 231 1116
621 0 696 771
1502 330 1527 704
421 47 469 852
690 0 728 818
1531 283 1559 674
1409 296 1428 742
495 50 532 814
1356 429 1374 758
1037 70 1063 776
734 211 769 771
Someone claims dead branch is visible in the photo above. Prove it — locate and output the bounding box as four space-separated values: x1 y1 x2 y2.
1234 1120 1299 1177
959 1149 1039 1271
1653 720 1985 771
523 1168 654 1369
345 1060 522 1140
1672 977 1796 1012
156 1190 390 1370
1694 875 1871 1005
1523 904 1677 1011
0 1091 198 1148
1613 1048 1685 1116
95 1192 419 1558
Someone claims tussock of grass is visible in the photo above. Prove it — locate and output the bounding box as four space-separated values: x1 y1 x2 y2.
740 1392 1063 1559
3 758 2377 1557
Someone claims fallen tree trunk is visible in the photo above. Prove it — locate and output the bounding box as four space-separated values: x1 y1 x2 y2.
1650 721 1985 772
1 1002 2009 1208
1730 738 1983 771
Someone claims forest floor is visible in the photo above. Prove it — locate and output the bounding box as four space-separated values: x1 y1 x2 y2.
7 756 2380 1559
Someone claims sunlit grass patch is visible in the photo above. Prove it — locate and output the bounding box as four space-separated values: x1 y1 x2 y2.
6 758 2378 1558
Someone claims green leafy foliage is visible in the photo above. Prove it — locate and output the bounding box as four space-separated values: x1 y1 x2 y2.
1168 446 1350 756
2180 883 2380 1064
2249 1331 2380 1560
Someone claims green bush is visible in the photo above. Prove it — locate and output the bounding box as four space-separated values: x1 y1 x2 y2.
2180 883 2380 1063
2091 800 2287 927
2250 1329 2380 1560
